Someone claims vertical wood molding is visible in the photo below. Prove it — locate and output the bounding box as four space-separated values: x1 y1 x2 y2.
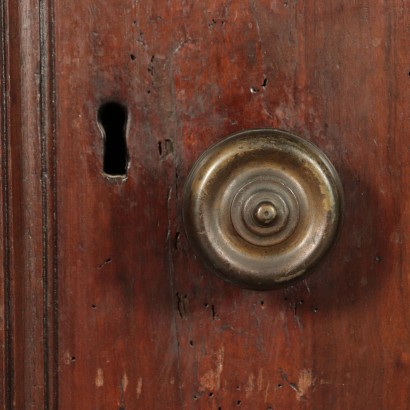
40 0 58 407
39 0 58 407
1 1 11 408
1 0 57 408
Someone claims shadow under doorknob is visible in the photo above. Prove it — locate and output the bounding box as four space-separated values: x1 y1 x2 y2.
182 129 344 290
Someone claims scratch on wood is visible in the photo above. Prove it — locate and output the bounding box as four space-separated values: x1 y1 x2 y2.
119 372 128 409
296 368 315 401
257 368 264 393
264 381 270 402
294 312 303 331
199 346 224 392
122 373 129 392
243 368 264 398
280 368 299 393
136 377 143 399
95 368 104 387
97 258 112 269
245 373 255 398
176 292 189 319
166 186 172 242
63 351 76 365
279 368 315 401
211 304 217 320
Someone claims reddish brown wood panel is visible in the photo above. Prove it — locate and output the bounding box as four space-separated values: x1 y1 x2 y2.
2 0 410 409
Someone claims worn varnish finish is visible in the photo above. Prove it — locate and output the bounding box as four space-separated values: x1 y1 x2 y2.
2 0 410 409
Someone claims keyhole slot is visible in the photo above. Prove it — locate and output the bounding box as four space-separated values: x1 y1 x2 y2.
98 102 129 177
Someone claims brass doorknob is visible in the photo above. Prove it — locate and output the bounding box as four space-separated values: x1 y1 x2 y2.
183 129 343 290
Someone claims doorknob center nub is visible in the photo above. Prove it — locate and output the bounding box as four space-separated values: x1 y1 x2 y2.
254 202 277 225
230 178 298 247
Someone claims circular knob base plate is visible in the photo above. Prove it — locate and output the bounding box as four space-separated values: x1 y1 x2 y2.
183 129 344 290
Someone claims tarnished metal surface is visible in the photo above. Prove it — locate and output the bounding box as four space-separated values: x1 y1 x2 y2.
183 129 344 290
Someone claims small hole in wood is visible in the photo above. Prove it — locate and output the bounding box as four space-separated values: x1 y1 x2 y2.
98 102 129 177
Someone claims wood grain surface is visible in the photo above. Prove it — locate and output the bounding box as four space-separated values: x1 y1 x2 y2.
2 0 410 409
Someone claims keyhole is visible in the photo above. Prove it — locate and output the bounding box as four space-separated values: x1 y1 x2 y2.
98 102 129 176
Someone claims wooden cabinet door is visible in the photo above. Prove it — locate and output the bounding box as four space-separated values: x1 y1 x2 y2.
1 1 409 409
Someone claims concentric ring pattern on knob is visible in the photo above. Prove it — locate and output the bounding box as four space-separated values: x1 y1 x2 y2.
183 129 344 290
